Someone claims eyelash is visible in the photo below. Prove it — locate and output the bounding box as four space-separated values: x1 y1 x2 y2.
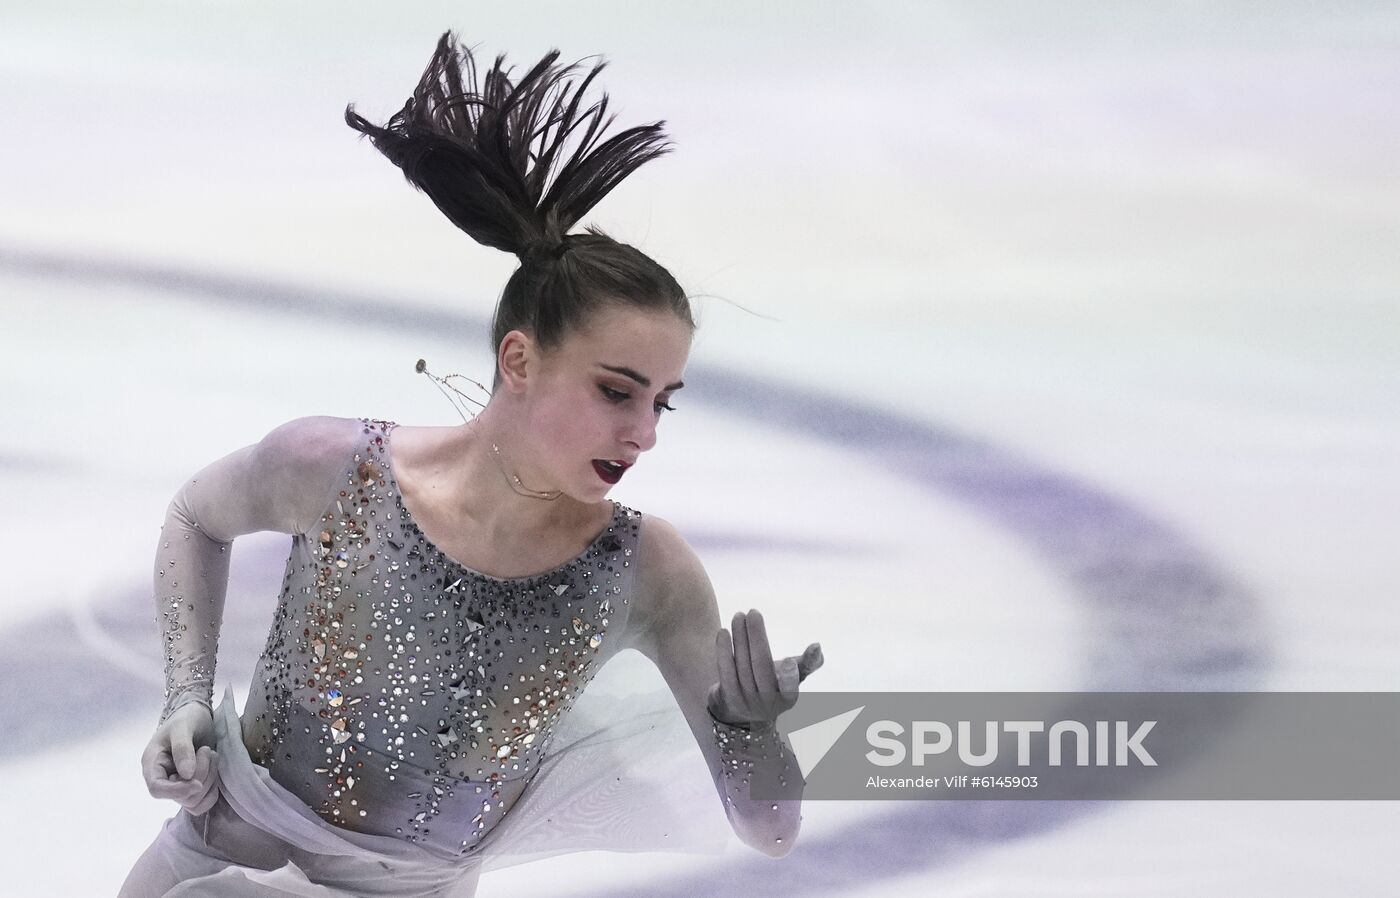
600 385 675 414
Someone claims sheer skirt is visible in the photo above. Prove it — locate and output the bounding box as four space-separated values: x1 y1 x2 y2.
120 653 728 897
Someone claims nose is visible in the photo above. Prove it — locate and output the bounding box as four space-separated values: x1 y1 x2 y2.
622 408 658 454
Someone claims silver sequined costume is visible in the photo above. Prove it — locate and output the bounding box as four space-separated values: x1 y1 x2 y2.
124 415 789 897
239 418 640 855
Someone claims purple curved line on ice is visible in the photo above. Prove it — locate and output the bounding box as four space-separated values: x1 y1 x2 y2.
0 247 1265 893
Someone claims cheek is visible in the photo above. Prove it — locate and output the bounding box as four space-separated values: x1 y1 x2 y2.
533 393 607 449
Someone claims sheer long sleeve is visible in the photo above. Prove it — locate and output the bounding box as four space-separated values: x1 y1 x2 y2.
625 516 806 857
707 710 803 853
156 484 233 722
153 415 360 725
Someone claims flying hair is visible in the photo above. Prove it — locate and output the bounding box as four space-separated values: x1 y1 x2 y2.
344 31 674 259
345 31 694 386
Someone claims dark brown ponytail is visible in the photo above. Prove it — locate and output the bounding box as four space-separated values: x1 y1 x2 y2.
345 32 694 380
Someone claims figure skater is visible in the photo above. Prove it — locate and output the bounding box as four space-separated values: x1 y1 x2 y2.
118 30 824 898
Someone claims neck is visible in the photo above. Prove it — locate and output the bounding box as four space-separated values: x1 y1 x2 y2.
418 404 591 540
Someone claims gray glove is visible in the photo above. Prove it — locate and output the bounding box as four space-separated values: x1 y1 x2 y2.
141 702 220 815
707 609 824 728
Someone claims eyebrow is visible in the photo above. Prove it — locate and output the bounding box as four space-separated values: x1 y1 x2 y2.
598 364 684 392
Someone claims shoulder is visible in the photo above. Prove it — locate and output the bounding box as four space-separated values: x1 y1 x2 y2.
174 416 368 539
636 514 706 591
252 415 365 469
246 416 367 519
632 513 719 640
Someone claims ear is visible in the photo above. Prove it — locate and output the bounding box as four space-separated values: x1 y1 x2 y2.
496 329 536 394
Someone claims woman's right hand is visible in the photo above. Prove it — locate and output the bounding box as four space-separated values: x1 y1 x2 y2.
141 702 221 815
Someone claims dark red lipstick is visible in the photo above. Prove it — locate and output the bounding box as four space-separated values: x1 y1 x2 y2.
592 459 630 484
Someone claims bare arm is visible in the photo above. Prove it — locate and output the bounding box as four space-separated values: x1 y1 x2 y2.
626 515 822 858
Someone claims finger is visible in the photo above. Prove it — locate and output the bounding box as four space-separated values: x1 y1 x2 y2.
798 642 825 680
775 655 801 695
191 746 212 785
744 610 780 695
713 628 744 716
145 749 181 796
187 772 221 815
171 728 198 780
143 744 174 785
149 772 204 804
731 612 759 704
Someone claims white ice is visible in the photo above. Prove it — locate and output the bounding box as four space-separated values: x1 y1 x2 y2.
0 2 1397 895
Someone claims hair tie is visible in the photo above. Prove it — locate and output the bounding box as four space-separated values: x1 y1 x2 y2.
521 238 571 264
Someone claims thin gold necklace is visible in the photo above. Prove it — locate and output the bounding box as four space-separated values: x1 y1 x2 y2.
417 358 562 501
489 439 563 501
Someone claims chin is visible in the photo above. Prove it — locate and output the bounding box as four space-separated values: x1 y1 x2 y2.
560 476 605 504
578 466 612 496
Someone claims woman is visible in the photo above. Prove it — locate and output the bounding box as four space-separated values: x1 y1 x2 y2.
119 30 823 898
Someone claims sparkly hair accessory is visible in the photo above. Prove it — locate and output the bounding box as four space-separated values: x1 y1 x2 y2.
415 358 490 424
415 358 563 501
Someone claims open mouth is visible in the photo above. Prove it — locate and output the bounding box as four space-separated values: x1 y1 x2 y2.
592 459 630 484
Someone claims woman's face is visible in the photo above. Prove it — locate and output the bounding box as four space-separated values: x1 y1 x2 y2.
507 303 692 503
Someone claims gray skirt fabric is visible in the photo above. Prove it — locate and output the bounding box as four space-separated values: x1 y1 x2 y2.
120 656 729 897
119 686 487 897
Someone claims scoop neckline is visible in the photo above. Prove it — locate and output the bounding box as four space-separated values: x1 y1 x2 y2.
376 419 622 584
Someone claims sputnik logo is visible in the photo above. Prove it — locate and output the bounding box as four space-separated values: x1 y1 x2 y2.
785 705 866 778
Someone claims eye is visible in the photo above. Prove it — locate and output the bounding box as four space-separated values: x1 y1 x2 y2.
596 381 672 417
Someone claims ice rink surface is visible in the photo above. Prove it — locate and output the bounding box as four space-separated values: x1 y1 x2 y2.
1 2 1397 894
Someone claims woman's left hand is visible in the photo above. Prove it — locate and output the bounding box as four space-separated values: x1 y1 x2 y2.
709 609 823 727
